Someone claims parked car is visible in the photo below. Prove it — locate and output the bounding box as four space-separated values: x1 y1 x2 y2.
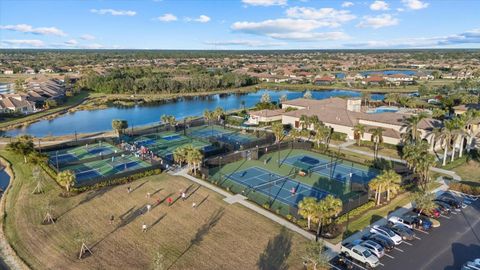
462 258 480 270
359 240 385 258
412 207 440 218
388 216 415 229
361 232 394 252
334 254 356 269
434 200 453 215
341 243 380 268
438 195 466 209
401 214 433 230
370 225 402 245
388 224 415 241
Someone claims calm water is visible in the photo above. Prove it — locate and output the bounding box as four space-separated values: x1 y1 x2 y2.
4 89 384 137
0 168 10 191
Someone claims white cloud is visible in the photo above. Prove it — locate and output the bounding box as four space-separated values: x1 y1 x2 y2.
370 0 389 11
341 1 354 7
231 18 348 41
155 13 178 22
397 8 405 12
90 9 136 16
345 29 480 48
65 39 78 45
204 40 287 47
195 15 211 23
285 7 356 27
401 0 429 10
357 14 399 29
0 24 66 36
82 43 104 49
80 34 96 41
2 39 45 47
242 0 287 6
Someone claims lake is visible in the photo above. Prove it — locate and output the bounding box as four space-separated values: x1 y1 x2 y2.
0 167 9 192
4 89 384 137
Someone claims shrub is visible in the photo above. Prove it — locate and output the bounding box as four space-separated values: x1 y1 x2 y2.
449 182 480 195
263 203 270 209
296 219 308 228
331 132 347 142
336 201 376 224
286 214 293 221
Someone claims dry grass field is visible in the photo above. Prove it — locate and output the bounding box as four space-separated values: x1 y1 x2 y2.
1 150 307 270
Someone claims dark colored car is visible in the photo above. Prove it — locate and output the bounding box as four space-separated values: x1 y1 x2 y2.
434 200 453 214
412 207 440 218
402 215 432 231
362 232 395 252
388 224 415 241
437 195 464 209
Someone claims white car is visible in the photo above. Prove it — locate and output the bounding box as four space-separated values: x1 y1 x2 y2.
388 216 414 229
359 240 385 258
370 225 403 245
341 243 380 268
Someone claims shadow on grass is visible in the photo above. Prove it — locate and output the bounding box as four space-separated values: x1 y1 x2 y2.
131 180 148 193
57 186 114 220
167 207 225 270
257 227 292 270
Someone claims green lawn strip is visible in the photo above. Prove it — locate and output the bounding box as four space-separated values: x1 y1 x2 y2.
329 193 413 244
347 144 402 160
0 91 89 129
440 156 480 182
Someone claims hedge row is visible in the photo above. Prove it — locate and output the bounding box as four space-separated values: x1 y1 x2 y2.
449 182 480 195
336 200 376 224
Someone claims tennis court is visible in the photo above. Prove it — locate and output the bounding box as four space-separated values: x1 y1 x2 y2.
130 131 214 161
61 154 150 184
223 167 330 207
187 125 257 146
283 154 378 183
48 142 119 167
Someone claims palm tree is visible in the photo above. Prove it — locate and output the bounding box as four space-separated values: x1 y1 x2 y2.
314 125 330 150
384 93 399 106
379 170 401 202
288 128 302 143
463 110 480 153
187 146 203 175
6 135 35 163
260 92 271 103
298 197 318 230
203 110 215 125
416 152 436 191
57 170 76 193
271 122 284 143
353 124 366 146
402 112 428 144
213 107 225 121
368 175 384 206
111 119 128 137
437 120 457 166
370 127 384 159
314 195 342 240
280 94 288 103
161 115 176 130
361 92 371 107
300 115 310 130
412 191 436 216
173 147 188 166
309 115 321 129
302 240 330 270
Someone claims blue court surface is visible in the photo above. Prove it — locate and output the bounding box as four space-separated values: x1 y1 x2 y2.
224 167 330 207
284 155 378 183
88 147 114 155
163 134 182 141
50 153 77 164
137 138 156 146
114 161 139 171
75 169 101 182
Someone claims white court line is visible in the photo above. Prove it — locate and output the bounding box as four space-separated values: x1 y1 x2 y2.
403 241 413 246
413 236 421 240
384 253 395 259
394 247 404 252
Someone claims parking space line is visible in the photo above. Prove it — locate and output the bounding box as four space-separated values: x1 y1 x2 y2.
384 254 395 259
394 247 404 252
451 211 458 215
440 214 450 219
347 259 368 270
379 262 385 266
328 263 343 270
414 228 429 234
403 241 413 246
413 235 421 240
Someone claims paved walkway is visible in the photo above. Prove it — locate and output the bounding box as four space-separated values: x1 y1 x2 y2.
174 168 340 257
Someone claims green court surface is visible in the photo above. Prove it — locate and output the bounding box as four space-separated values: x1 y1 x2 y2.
61 154 150 184
131 131 212 161
210 148 377 202
47 142 120 166
186 125 258 145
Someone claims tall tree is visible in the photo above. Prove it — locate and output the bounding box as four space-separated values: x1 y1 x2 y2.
304 90 313 99
370 127 384 159
111 119 128 137
6 135 35 163
302 240 330 270
402 112 428 144
379 170 401 202
298 197 318 230
314 195 342 241
369 175 384 206
271 122 285 143
57 170 76 193
203 110 215 125
412 191 436 216
353 124 366 146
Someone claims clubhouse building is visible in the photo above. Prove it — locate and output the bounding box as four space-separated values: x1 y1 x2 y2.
249 97 442 146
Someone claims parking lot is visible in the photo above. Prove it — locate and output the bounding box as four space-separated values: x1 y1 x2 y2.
331 192 480 270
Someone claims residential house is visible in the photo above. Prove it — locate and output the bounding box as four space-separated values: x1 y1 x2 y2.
0 94 36 114
247 109 285 125
314 75 335 85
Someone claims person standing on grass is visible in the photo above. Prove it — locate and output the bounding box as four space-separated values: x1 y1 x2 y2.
146 204 151 212
192 202 197 209
181 192 186 201
109 215 115 225
167 197 173 206
146 192 151 198
142 223 148 232
127 186 132 194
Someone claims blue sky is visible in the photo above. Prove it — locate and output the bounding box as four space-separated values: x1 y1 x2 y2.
1 0 479 49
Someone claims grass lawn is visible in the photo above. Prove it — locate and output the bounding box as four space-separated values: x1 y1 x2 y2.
347 144 402 160
1 150 307 270
441 156 480 183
